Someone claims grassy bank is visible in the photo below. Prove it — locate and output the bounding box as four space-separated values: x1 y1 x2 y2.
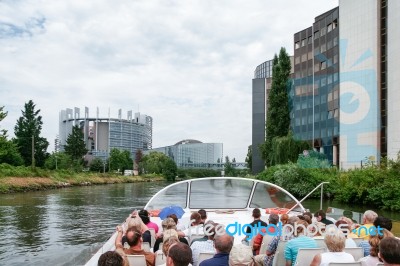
0 164 164 193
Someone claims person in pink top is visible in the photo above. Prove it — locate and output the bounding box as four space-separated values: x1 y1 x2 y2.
139 209 159 233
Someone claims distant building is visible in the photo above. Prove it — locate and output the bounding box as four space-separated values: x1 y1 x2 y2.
150 139 223 169
59 107 152 160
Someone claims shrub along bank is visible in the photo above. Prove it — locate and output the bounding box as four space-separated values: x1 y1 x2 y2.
256 161 400 211
0 163 164 193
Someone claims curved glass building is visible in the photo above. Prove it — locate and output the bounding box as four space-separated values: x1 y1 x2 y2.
59 107 152 160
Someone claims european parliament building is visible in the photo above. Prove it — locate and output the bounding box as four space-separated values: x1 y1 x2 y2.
59 107 152 160
252 0 400 173
150 139 223 169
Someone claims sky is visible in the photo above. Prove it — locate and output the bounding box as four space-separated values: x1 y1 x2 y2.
0 0 338 162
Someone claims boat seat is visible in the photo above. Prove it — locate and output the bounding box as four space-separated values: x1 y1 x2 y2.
141 242 151 252
148 228 156 248
198 252 215 264
259 234 274 255
155 252 166 266
352 237 364 246
126 255 147 266
294 248 325 265
314 238 327 249
271 240 287 266
343 247 363 261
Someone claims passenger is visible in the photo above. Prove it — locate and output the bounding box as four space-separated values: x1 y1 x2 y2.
280 213 289 225
337 217 358 238
253 214 281 266
310 229 355 266
378 237 400 265
139 209 159 233
126 212 151 245
168 214 186 231
162 236 180 257
284 216 299 241
356 210 378 240
314 210 333 225
335 220 357 247
299 214 312 225
167 242 193 266
253 214 279 255
374 216 393 231
242 208 268 243
191 220 215 245
153 219 188 252
198 209 207 224
180 212 204 240
98 251 125 266
199 233 234 266
284 220 317 266
360 229 394 266
191 222 218 266
115 226 155 266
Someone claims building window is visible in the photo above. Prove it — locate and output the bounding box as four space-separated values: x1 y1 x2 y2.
301 39 306 47
321 27 326 36
295 41 300 49
308 36 312 44
295 56 300 64
327 23 332 32
321 61 327 70
314 30 320 39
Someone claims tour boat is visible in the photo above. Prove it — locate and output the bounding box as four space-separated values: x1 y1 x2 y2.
84 177 308 266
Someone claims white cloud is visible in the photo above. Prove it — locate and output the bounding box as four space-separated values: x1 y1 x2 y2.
0 0 338 161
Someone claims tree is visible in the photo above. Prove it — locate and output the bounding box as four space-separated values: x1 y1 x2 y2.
245 145 252 171
64 125 88 161
89 157 105 172
134 149 143 172
140 151 177 180
109 148 133 172
0 106 8 137
224 156 236 177
0 137 24 166
261 48 292 166
44 152 73 170
14 100 49 167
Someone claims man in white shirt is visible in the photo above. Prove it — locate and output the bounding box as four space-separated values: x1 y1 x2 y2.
191 222 218 266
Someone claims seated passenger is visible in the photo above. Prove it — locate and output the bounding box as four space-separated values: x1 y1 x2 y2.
378 237 400 265
124 212 151 245
180 212 204 239
167 242 193 266
191 222 218 266
243 208 268 243
139 209 159 233
310 230 355 266
153 219 188 252
360 229 394 266
199 233 234 266
198 209 207 224
314 210 333 225
356 210 378 240
115 226 155 266
98 251 125 266
335 220 357 247
358 213 386 256
284 220 317 266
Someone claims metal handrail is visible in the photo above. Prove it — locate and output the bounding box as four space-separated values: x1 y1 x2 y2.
287 182 330 213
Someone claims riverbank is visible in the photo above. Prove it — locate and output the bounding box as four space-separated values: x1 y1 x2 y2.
0 173 164 193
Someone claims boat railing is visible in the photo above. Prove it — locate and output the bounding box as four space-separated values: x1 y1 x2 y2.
286 182 330 213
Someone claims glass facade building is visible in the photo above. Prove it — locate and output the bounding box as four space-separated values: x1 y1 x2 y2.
59 107 152 161
150 139 223 169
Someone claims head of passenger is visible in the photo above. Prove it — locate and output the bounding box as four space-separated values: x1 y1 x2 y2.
280 213 289 225
162 218 177 230
168 214 179 225
363 210 378 224
335 220 351 237
98 251 124 266
190 212 201 226
162 236 180 257
198 209 207 224
252 208 261 220
294 219 308 237
138 209 150 224
269 214 279 225
214 233 234 254
369 229 394 257
167 242 192 266
125 227 142 247
314 210 327 222
374 216 393 231
379 237 400 265
324 229 346 252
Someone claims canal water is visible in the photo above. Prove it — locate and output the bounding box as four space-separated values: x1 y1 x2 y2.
0 182 399 266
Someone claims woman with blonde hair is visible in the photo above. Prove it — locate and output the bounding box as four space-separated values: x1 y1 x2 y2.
123 212 152 245
359 229 394 266
310 229 355 266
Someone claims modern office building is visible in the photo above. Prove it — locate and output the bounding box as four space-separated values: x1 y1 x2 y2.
252 0 400 172
59 107 152 160
150 139 223 169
